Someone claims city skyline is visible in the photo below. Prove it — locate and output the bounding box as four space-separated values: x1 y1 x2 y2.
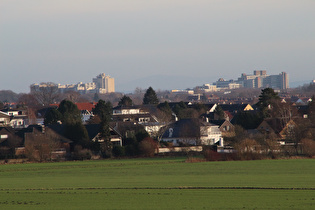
1 1 315 93
31 73 115 94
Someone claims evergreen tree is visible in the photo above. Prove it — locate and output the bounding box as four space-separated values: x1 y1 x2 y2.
118 95 133 107
92 99 113 157
256 88 280 118
58 100 82 125
56 100 90 148
65 122 90 148
214 105 225 120
143 87 159 105
157 101 172 116
44 108 62 125
92 100 112 122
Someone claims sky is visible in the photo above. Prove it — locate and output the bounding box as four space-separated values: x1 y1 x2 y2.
1 0 315 93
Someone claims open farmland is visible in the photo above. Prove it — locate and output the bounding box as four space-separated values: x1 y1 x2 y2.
0 158 315 209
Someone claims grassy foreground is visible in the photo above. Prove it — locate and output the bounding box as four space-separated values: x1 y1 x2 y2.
0 158 315 209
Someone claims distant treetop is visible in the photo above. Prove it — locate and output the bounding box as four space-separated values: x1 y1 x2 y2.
143 87 159 105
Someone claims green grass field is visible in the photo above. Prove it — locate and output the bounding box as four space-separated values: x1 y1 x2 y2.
0 158 315 209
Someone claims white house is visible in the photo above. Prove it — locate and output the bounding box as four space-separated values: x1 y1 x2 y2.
0 109 28 128
161 119 223 146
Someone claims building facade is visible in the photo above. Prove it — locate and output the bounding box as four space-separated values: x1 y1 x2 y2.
93 73 115 93
30 73 115 94
211 70 289 91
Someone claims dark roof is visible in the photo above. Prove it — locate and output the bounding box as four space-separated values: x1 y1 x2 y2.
0 111 10 118
188 103 216 109
0 127 24 146
46 124 66 136
217 104 250 112
295 105 309 115
0 108 20 112
39 124 72 144
209 120 226 126
162 119 202 139
85 124 122 140
85 124 101 140
258 118 294 134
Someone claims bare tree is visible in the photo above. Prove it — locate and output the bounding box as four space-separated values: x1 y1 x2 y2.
270 101 298 129
25 129 60 161
31 82 60 106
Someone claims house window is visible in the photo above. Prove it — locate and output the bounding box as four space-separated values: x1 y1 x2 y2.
0 135 8 139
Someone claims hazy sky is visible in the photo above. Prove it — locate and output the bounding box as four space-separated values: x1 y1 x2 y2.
1 0 315 93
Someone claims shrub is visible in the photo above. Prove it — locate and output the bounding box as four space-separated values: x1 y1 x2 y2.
204 149 221 161
300 139 315 157
72 145 92 160
234 138 264 160
139 137 157 157
112 145 125 157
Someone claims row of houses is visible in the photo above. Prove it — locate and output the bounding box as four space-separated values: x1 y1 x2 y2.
0 99 313 159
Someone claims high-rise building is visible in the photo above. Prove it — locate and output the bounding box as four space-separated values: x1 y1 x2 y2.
238 71 289 90
92 73 115 93
263 72 288 90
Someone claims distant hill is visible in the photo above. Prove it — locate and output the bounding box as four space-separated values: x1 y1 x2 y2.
0 90 20 103
290 80 313 88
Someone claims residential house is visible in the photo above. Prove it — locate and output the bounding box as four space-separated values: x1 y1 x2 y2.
0 108 28 128
0 111 11 127
219 104 254 114
209 120 235 137
75 102 96 123
112 105 164 137
23 125 73 160
161 119 223 146
295 105 310 119
0 126 24 157
256 119 297 144
85 124 123 146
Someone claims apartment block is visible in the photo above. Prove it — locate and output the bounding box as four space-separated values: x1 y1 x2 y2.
30 73 115 94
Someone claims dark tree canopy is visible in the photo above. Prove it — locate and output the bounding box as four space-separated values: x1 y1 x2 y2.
233 111 262 130
257 88 280 109
92 100 112 122
158 101 172 116
214 105 225 120
92 99 113 157
42 100 91 148
58 100 82 125
64 122 90 148
143 87 159 105
118 95 133 107
256 88 281 118
44 108 62 125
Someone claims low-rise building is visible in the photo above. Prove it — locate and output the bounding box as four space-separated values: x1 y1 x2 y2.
161 119 223 146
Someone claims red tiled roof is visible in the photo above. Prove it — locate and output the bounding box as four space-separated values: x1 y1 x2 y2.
75 102 96 111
